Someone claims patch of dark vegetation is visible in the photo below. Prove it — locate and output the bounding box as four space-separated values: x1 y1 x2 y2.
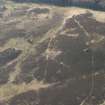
74 13 105 35
9 73 105 105
0 48 21 84
0 48 21 66
28 8 49 14
9 90 38 105
0 61 17 84
0 63 16 84
0 28 26 46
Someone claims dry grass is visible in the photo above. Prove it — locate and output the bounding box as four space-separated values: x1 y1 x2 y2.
0 80 50 101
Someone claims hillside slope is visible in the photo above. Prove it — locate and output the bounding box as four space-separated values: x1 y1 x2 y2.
0 1 105 105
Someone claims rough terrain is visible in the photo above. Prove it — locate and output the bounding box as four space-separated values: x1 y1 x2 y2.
0 1 105 105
